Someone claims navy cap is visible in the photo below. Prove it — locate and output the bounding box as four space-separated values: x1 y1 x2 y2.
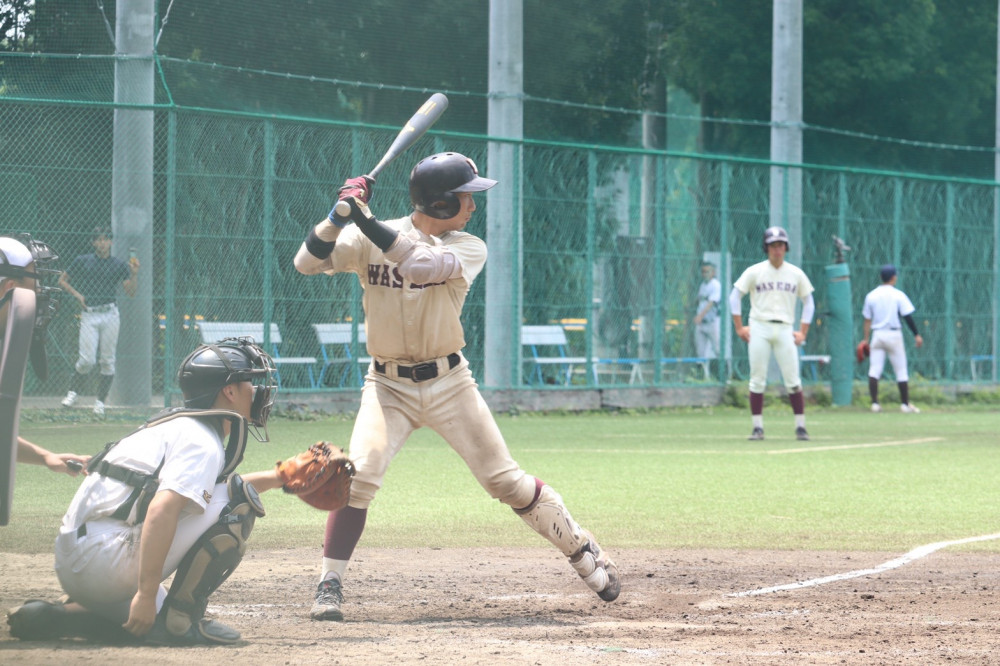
880 264 897 282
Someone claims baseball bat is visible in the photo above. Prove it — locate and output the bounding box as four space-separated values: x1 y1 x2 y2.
333 92 449 218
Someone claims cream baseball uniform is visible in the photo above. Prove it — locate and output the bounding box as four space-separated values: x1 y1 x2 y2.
862 284 915 382
300 217 535 510
733 259 815 392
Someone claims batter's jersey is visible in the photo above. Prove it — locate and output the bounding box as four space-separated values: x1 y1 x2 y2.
60 417 225 532
65 253 130 306
324 216 486 364
862 284 915 331
733 259 814 324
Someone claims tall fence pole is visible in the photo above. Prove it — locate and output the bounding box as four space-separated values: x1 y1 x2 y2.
111 0 154 408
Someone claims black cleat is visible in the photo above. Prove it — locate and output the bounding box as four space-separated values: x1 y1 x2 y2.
747 427 764 441
310 576 344 621
795 427 810 441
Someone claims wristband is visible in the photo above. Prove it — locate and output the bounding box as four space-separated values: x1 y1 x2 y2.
305 228 336 259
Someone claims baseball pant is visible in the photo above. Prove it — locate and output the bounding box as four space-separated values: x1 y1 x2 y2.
869 329 908 382
747 319 801 393
345 355 536 511
53 481 230 624
75 306 120 376
694 320 720 359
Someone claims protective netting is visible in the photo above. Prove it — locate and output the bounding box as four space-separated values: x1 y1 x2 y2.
2 1 997 403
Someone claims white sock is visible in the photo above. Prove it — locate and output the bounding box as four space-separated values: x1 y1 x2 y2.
321 558 349 583
752 415 763 429
795 415 805 428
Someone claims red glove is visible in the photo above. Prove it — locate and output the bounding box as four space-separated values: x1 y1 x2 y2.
856 341 870 363
338 176 374 204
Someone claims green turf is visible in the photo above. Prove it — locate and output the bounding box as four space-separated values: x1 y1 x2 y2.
5 406 998 554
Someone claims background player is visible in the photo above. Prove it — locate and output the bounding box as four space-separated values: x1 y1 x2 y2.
293 151 620 621
861 264 923 413
730 226 815 441
693 261 721 361
7 338 288 645
59 226 139 417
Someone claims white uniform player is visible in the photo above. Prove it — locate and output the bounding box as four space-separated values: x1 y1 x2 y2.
861 264 923 413
694 262 721 359
730 227 816 441
294 152 620 621
7 339 287 646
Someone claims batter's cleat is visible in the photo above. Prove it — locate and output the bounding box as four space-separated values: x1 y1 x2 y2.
310 575 344 621
93 400 105 417
145 616 241 646
871 403 881 413
795 426 810 441
6 600 64 640
569 534 621 602
900 403 920 414
61 390 78 407
747 427 764 441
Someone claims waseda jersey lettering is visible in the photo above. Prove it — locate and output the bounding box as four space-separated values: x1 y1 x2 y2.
367 263 445 290
754 281 798 294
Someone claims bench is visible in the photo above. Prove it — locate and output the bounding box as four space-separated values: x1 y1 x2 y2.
800 354 831 381
970 354 994 382
197 321 318 388
522 325 587 385
312 323 372 387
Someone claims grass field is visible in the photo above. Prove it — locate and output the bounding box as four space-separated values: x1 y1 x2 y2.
6 405 999 555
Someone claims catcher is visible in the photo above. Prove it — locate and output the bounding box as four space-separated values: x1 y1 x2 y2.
6 337 352 645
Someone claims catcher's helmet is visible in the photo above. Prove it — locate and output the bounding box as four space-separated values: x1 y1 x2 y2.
409 152 497 220
763 226 790 252
178 337 277 441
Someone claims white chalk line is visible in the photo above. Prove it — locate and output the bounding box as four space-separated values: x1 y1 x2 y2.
729 532 1000 598
506 436 944 456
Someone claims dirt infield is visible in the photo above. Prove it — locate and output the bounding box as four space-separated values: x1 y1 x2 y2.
2 546 997 664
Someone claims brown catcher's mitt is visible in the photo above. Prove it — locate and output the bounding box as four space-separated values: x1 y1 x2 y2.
856 340 870 363
275 441 355 511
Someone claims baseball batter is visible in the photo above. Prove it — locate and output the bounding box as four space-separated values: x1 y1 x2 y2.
861 264 923 413
293 152 620 621
7 338 289 645
730 226 815 441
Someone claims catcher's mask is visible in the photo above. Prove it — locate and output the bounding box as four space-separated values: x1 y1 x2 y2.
762 226 790 253
177 337 277 442
409 152 497 220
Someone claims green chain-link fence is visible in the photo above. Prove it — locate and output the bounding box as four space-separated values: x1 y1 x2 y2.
4 101 997 401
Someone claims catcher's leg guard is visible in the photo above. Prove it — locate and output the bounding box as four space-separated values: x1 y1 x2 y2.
514 482 620 602
151 474 265 645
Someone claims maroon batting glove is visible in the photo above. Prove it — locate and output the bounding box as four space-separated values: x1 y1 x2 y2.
337 176 374 204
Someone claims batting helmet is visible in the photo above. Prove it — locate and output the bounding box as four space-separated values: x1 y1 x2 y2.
178 337 277 440
763 226 790 252
409 152 497 220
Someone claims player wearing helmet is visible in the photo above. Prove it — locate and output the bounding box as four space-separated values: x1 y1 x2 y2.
293 151 620 622
730 226 816 441
6 338 290 645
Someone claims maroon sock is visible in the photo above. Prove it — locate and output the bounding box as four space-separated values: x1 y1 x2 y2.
789 390 804 415
323 506 367 560
749 392 764 415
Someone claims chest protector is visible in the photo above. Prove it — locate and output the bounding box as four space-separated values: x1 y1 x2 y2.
85 408 249 524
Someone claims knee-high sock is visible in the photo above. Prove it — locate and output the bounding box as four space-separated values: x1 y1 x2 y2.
869 377 879 403
97 374 114 401
897 381 909 405
749 391 764 416
788 390 804 415
324 506 367 561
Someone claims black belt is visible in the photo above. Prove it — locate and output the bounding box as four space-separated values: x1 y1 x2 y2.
374 353 461 382
768 319 786 324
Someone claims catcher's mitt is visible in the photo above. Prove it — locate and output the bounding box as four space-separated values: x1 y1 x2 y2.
856 340 870 363
275 441 355 511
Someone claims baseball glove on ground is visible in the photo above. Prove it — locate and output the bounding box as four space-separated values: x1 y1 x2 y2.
856 341 870 363
275 442 355 511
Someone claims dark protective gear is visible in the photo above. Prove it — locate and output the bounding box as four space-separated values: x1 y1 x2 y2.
152 473 264 645
1 234 62 381
177 337 277 441
409 152 497 220
763 226 790 252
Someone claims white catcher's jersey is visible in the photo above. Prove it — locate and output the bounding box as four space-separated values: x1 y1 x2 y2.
59 417 224 533
862 284 915 331
733 259 814 324
323 216 486 364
